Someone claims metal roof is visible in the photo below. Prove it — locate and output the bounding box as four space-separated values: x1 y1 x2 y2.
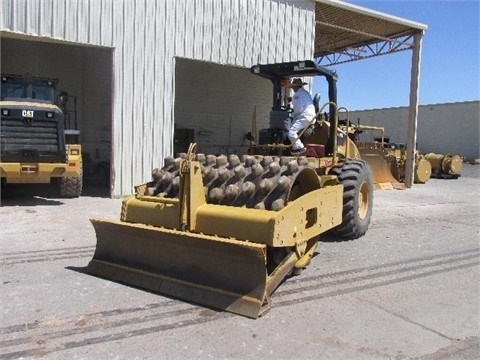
314 0 428 65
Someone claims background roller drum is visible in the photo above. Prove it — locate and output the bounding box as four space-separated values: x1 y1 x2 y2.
424 153 463 179
328 159 374 239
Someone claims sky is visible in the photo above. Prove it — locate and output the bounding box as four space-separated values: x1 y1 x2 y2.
312 0 480 110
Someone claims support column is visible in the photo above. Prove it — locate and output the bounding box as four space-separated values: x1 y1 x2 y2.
405 31 424 187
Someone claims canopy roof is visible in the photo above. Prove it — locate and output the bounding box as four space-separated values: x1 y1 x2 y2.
313 1 428 188
314 0 428 65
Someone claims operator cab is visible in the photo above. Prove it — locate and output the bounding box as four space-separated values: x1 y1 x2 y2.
1 73 79 145
250 60 339 156
1 73 57 103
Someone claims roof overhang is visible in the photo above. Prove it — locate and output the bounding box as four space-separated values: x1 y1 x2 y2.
314 0 428 65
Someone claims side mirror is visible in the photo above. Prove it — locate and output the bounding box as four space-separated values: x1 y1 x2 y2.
59 91 69 105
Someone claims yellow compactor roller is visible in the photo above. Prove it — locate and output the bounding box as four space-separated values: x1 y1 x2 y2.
87 61 374 318
424 153 463 179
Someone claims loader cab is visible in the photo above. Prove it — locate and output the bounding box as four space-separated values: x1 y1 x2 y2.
1 73 56 103
250 60 339 155
1 73 79 144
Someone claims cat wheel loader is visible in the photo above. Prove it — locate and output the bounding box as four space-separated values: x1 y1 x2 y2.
87 60 374 318
1 73 82 197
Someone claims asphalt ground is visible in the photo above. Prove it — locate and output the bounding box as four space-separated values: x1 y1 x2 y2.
1 164 479 360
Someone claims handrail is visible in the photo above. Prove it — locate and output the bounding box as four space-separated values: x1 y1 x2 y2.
356 125 385 147
338 107 349 159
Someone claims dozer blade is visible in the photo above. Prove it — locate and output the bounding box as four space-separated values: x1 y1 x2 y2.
87 218 270 319
360 152 406 190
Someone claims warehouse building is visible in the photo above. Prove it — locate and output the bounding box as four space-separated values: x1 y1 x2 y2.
351 100 480 161
1 0 427 196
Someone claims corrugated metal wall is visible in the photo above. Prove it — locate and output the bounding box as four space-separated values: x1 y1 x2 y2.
1 0 315 196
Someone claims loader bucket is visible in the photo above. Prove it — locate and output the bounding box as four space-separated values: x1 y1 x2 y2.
359 151 405 190
87 218 270 318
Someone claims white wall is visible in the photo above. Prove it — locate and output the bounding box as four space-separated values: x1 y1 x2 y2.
350 101 480 160
1 0 315 196
174 58 272 157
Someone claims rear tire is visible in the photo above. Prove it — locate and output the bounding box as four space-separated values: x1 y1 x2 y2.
60 159 83 198
60 175 83 198
329 159 373 239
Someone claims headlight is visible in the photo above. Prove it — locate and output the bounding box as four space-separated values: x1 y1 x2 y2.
46 111 54 118
1 109 10 116
70 149 80 155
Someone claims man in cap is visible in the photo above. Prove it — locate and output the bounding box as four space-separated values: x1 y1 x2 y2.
288 78 315 155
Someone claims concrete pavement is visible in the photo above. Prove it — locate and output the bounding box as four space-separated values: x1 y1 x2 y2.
1 164 478 359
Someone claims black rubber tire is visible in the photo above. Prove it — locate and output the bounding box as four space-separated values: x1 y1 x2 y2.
60 159 83 198
60 175 83 198
329 159 373 239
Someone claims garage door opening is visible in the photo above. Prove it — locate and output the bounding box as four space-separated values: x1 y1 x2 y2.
174 58 271 157
1 35 113 197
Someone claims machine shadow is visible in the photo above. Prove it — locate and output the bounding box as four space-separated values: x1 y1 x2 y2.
319 235 353 243
65 265 224 316
66 266 88 274
0 194 64 207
